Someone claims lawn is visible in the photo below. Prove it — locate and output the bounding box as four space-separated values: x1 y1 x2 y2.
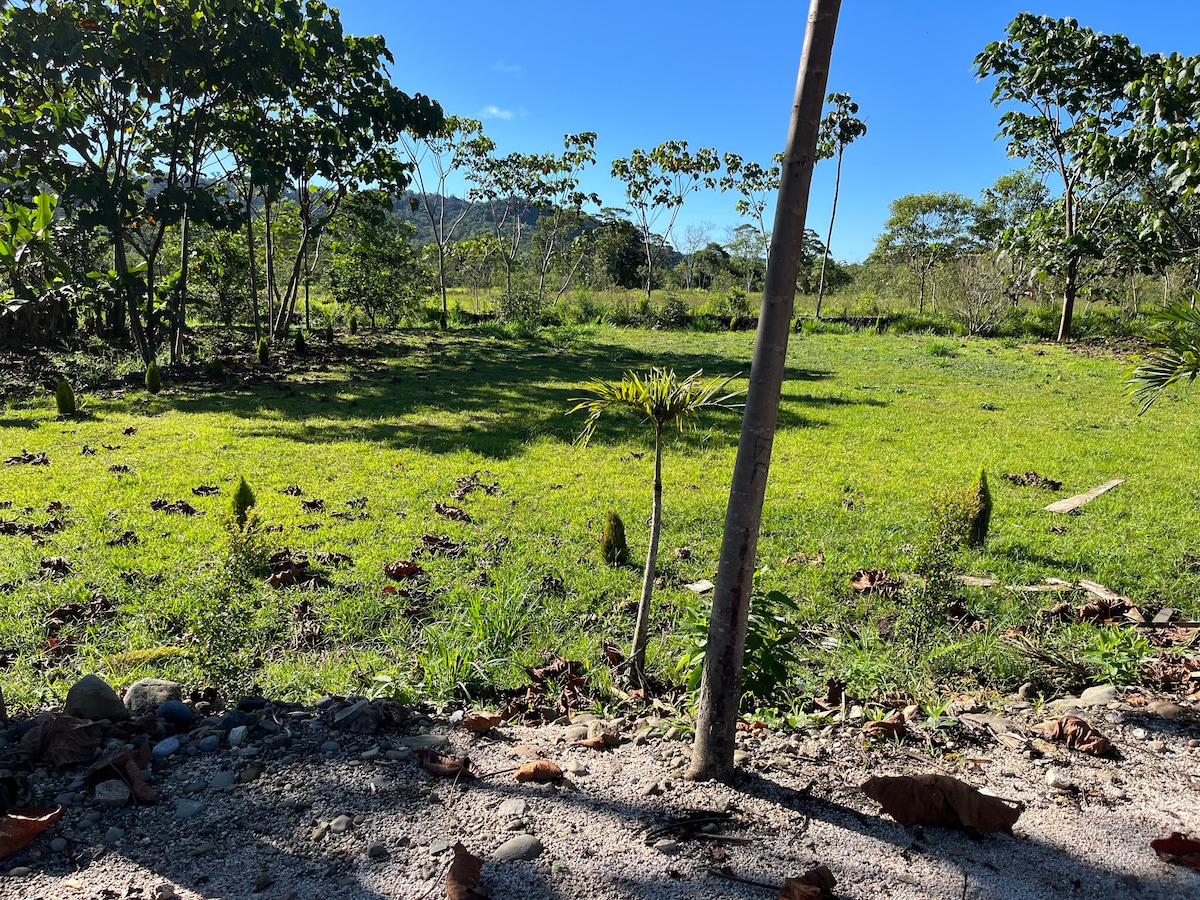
1 325 1197 714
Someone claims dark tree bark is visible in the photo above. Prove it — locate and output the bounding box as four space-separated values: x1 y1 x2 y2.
688 0 841 783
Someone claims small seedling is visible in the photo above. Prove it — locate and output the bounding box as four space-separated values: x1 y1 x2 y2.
231 476 256 530
294 330 307 356
601 510 629 566
209 357 224 378
54 379 76 416
145 361 162 394
348 315 358 336
967 467 992 548
257 337 270 365
324 323 334 343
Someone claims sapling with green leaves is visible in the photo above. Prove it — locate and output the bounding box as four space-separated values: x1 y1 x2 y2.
601 510 629 566
54 379 75 416
257 336 270 365
231 476 257 530
145 361 161 394
967 467 992 548
570 368 742 684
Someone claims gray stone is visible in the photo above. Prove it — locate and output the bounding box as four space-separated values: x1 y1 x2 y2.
207 771 237 791
368 843 387 859
360 748 380 761
639 781 662 797
1149 701 1189 720
1148 740 1167 754
401 734 450 750
104 826 125 844
228 725 249 748
330 815 352 835
1079 685 1119 707
385 748 412 761
50 838 68 853
498 798 529 817
7 867 32 877
653 839 681 855
429 840 452 855
152 737 181 759
173 799 205 819
123 678 183 717
492 835 543 861
1017 682 1037 700
320 740 341 754
64 674 127 721
564 725 589 741
733 749 750 765
156 700 193 728
95 780 131 806
564 760 588 775
197 735 221 753
309 823 328 841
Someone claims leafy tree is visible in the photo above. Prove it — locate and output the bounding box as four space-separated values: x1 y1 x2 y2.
611 141 721 298
814 92 867 318
873 192 975 312
448 235 500 310
399 116 493 328
721 152 782 296
328 195 423 328
570 369 741 684
975 13 1143 340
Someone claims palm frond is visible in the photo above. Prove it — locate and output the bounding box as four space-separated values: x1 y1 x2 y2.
1125 299 1200 414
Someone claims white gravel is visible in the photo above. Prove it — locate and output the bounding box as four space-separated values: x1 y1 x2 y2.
2 692 1198 899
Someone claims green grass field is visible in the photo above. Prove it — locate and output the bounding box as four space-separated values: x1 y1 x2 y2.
2 325 1197 715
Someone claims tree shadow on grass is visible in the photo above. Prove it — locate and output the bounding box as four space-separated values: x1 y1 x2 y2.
158 331 876 460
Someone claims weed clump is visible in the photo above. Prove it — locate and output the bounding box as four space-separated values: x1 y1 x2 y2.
324 322 334 343
54 379 76 416
145 360 161 394
294 330 307 357
348 314 358 336
601 510 629 566
256 336 270 365
231 476 256 529
967 467 992 548
209 357 224 378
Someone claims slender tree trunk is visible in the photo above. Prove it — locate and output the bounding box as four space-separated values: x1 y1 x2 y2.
630 424 664 685
246 192 261 343
688 0 840 783
439 245 448 329
1058 253 1078 343
171 203 191 365
264 197 276 340
814 147 843 319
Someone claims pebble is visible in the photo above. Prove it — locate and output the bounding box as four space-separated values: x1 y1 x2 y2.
653 839 681 855
320 741 341 754
492 835 543 861
151 737 181 759
499 798 529 817
208 771 237 791
564 725 589 741
1132 728 1149 740
156 700 193 728
330 815 352 835
733 749 750 765
368 843 387 859
367 776 394 793
309 823 328 841
1147 740 1167 754
7 867 32 877
1149 701 1189 720
228 725 249 748
49 838 68 853
1046 769 1074 791
253 871 273 891
564 760 588 775
429 840 452 855
360 748 379 761
385 748 412 761
95 780 131 806
402 734 451 750
197 735 221 753
105 826 125 844
1079 684 1118 706
174 799 205 819
640 781 662 797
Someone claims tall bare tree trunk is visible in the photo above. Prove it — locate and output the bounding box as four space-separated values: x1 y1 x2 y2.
688 0 840 783
246 192 261 343
630 425 664 685
814 147 843 319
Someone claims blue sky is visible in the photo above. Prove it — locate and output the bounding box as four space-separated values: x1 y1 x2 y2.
338 1 1200 262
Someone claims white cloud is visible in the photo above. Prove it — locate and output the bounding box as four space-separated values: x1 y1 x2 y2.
491 60 522 74
481 105 525 121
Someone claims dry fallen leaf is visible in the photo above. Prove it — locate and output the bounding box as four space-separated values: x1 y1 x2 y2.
862 774 1021 833
1151 832 1200 869
1037 715 1113 755
862 717 907 741
83 738 157 805
384 559 424 579
0 805 64 859
414 748 480 779
515 760 562 783
19 714 104 767
462 713 502 733
434 501 472 523
850 569 900 596
446 841 489 899
778 864 836 899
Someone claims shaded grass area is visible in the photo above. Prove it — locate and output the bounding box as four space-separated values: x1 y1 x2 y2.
1 325 1198 712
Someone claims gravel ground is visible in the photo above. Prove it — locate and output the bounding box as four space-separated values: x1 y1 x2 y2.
2 687 1198 900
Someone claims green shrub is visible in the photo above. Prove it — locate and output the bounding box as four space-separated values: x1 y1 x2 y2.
54 379 76 416
927 480 982 553
324 323 335 343
348 314 358 335
231 476 257 530
967 467 992 549
600 510 629 566
494 289 543 326
209 357 224 378
722 287 751 317
655 294 691 328
923 338 959 358
294 330 307 356
145 360 161 394
256 337 270 365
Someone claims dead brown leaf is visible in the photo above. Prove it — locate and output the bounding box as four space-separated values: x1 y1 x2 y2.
515 760 562 783
105 530 138 547
1151 832 1200 869
149 498 198 515
300 498 325 512
862 716 907 741
4 451 49 466
462 712 501 733
82 738 157 805
1001 471 1062 490
814 678 845 711
446 842 489 899
0 805 64 859
384 559 424 579
420 533 466 558
191 485 220 496
19 714 104 767
1039 715 1113 755
861 774 1022 833
434 501 472 523
778 864 836 899
414 748 480 779
850 569 899 596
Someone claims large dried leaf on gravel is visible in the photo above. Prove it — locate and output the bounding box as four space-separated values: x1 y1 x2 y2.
1037 715 1113 755
862 717 907 740
1151 833 1200 869
778 864 836 899
515 760 562 783
446 842 489 899
0 805 63 859
414 749 480 779
19 714 104 767
862 774 1021 833
83 738 157 805
462 713 501 733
